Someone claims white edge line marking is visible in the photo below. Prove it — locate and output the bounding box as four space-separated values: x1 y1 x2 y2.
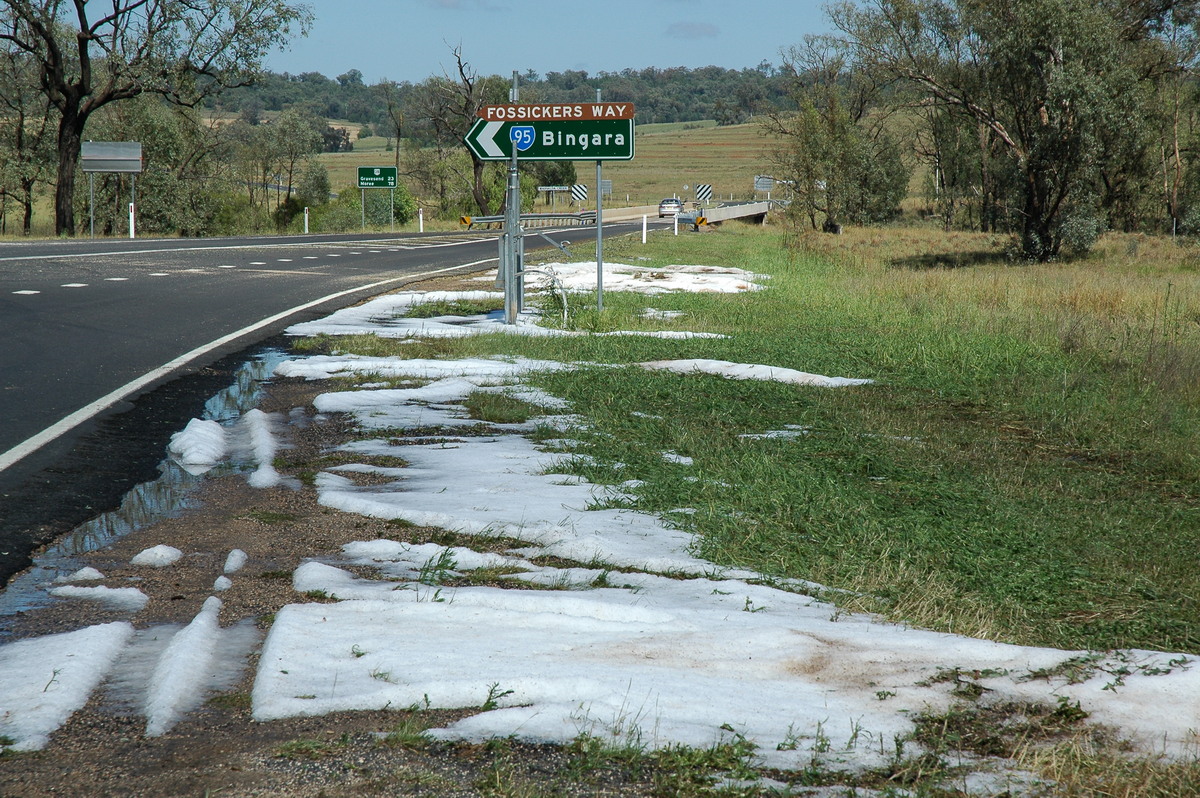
0 234 501 263
0 257 497 475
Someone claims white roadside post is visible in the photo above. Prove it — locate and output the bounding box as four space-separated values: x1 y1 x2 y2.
129 172 136 238
642 214 647 244
304 207 309 234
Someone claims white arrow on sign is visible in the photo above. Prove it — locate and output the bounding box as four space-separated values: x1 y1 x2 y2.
477 121 505 158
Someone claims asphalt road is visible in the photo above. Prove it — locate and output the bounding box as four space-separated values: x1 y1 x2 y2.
0 223 649 586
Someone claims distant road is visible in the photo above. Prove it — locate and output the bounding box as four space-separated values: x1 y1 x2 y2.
0 225 643 481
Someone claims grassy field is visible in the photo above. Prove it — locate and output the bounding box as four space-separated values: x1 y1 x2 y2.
329 120 776 206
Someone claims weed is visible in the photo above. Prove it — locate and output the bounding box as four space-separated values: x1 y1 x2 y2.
776 724 802 752
1025 652 1106 684
481 683 515 712
258 569 292 580
650 733 760 792
404 297 504 319
812 720 831 754
741 596 767 613
275 736 347 760
381 711 432 748
912 698 1092 761
206 692 252 710
417 548 458 585
369 668 395 684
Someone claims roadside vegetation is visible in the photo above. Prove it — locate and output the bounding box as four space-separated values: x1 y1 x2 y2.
291 219 1200 793
299 221 1200 656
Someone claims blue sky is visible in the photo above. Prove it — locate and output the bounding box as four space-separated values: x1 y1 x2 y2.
264 0 833 83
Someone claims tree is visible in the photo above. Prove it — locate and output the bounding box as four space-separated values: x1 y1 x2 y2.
828 0 1185 259
408 47 506 216
376 79 411 171
296 160 331 208
0 47 54 234
0 0 311 235
767 36 910 231
271 107 323 196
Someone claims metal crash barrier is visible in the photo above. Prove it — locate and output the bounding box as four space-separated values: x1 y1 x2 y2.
460 211 596 230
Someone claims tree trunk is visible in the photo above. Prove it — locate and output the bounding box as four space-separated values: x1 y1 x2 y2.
54 112 85 236
1021 173 1058 261
21 179 34 235
471 158 491 216
978 123 993 234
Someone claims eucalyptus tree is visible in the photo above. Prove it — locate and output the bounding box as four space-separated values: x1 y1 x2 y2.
272 107 323 197
0 0 311 235
827 0 1190 259
767 36 910 231
0 45 54 234
407 47 506 216
375 79 410 171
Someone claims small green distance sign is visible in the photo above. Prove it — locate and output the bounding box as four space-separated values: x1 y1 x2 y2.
358 166 397 188
465 118 634 161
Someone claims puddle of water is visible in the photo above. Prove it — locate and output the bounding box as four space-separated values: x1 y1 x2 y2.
0 349 290 626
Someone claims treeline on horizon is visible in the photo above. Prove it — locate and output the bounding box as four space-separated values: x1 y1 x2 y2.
10 0 1200 262
212 63 791 131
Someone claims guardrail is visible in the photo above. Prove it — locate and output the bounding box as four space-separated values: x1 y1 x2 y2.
460 211 596 230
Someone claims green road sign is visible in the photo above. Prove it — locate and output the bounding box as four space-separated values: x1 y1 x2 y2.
464 118 634 162
358 166 397 188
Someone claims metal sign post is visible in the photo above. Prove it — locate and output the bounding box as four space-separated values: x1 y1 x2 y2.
503 71 522 324
595 88 604 313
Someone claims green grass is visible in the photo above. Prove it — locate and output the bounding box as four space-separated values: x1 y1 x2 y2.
309 222 1200 657
275 735 350 760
